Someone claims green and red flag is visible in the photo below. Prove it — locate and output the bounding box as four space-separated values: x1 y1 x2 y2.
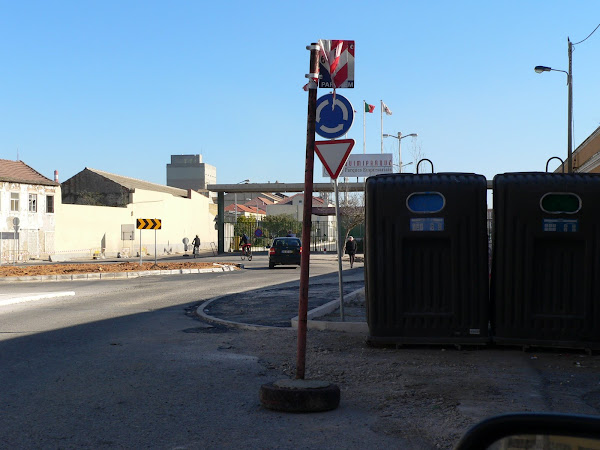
365 102 375 113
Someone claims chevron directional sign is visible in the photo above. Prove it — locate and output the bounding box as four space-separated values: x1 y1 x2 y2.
136 219 162 230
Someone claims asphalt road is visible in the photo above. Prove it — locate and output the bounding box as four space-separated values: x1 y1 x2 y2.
1 253 392 449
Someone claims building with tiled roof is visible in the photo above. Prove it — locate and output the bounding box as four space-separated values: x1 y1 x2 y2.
61 167 188 206
0 159 60 262
224 203 266 219
265 192 333 225
0 159 58 186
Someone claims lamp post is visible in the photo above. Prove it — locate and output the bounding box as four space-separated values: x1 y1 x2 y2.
234 179 250 219
383 132 418 173
534 38 573 173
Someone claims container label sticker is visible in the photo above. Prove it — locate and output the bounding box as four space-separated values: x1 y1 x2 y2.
542 219 578 232
410 218 444 231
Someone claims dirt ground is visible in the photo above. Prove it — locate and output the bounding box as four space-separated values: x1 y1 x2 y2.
213 327 600 449
0 261 239 277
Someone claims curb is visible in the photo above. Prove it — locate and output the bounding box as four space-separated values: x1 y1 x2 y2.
197 295 283 331
0 264 239 283
291 287 367 333
197 288 367 333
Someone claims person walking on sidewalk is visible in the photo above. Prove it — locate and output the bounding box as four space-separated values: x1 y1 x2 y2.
345 235 357 268
192 235 201 258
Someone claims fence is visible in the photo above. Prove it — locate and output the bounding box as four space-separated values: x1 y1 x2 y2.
225 219 344 252
0 228 54 263
224 216 493 255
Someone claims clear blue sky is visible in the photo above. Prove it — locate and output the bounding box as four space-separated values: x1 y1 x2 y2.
1 1 599 186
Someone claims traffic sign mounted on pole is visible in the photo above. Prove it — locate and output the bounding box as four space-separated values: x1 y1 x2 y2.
137 219 162 230
315 93 354 139
315 139 355 180
318 40 355 89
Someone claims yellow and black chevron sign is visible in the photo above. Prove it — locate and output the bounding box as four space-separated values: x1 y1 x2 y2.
136 219 162 230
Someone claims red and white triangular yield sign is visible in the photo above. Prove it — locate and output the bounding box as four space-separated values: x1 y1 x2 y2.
315 139 355 180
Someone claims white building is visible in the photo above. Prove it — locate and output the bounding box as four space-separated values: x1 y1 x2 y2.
0 159 60 262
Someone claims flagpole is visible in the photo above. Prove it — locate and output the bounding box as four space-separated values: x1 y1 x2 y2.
363 101 366 154
380 100 383 153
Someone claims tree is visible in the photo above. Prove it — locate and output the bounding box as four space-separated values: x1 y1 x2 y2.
338 193 365 246
261 214 301 239
234 215 257 237
410 142 427 172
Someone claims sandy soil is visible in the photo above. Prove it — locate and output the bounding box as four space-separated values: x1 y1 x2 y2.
0 261 239 277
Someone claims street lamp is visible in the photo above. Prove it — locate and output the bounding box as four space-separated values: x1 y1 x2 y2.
534 38 573 173
383 132 418 173
234 179 250 218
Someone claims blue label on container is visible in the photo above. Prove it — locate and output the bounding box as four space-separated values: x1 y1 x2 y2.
407 192 445 213
542 219 578 232
410 218 444 231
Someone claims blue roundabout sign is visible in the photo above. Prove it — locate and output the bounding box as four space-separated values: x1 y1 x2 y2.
315 94 354 139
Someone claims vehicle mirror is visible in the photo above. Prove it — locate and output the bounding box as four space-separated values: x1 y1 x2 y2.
487 434 600 449
454 413 600 450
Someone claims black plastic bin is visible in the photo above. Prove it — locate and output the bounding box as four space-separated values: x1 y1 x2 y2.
365 173 490 345
492 172 600 351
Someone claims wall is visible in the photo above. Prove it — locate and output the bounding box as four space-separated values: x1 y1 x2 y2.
573 127 600 173
62 170 130 206
55 188 217 258
266 202 333 225
0 182 58 262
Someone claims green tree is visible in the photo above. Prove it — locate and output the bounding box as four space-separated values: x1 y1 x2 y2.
234 215 257 237
261 214 301 239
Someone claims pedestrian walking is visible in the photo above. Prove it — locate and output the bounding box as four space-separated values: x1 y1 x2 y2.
345 235 357 268
192 235 201 258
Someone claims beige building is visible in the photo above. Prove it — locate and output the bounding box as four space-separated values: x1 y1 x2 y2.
570 126 600 173
0 159 60 262
58 168 217 259
166 154 216 192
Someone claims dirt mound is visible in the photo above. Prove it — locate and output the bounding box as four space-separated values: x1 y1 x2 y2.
0 261 239 277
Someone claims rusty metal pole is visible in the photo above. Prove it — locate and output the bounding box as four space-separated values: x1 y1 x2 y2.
296 43 319 380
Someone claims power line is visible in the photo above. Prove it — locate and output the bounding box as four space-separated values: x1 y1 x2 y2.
573 23 600 45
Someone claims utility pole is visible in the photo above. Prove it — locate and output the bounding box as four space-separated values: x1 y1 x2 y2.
567 37 573 173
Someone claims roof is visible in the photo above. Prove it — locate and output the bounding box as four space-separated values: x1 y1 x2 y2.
261 192 287 202
86 168 188 197
0 159 58 186
224 204 266 214
278 193 326 205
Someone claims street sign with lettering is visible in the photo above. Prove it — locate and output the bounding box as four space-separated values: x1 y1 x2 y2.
318 40 355 89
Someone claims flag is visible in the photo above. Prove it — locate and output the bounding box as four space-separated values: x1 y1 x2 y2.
382 101 393 115
365 102 375 113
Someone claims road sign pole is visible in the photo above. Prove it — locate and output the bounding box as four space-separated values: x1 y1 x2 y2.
139 229 142 266
334 178 345 321
296 42 319 381
154 229 157 266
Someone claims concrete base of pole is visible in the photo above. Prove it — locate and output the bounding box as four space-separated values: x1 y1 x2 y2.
259 379 340 413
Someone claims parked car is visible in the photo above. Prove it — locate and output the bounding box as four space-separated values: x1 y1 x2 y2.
268 237 302 269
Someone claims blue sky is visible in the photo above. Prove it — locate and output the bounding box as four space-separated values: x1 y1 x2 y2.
1 1 599 186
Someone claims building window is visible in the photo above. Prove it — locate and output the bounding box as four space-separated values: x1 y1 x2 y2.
10 192 19 211
46 195 54 213
28 193 37 212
